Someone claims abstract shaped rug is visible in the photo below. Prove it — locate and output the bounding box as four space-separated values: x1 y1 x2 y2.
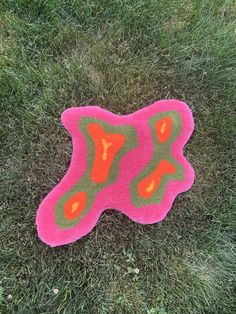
36 100 195 246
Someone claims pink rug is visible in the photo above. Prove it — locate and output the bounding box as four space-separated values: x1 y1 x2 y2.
36 99 195 246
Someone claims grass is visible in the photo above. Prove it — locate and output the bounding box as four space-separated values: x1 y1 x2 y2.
0 0 235 313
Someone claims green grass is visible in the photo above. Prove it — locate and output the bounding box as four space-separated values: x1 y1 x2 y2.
0 0 235 313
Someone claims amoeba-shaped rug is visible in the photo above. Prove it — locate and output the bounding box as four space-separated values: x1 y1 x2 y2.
36 99 195 246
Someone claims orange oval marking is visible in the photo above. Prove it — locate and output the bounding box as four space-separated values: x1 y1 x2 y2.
138 160 176 198
88 123 126 183
64 191 87 220
155 116 172 143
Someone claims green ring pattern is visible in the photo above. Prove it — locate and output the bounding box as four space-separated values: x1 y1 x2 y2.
130 111 184 207
55 117 138 229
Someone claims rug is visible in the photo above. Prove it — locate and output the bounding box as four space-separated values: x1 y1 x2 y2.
36 99 195 246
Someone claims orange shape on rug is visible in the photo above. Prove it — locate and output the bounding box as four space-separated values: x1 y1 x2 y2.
64 191 87 220
155 116 172 143
138 160 176 198
87 123 126 183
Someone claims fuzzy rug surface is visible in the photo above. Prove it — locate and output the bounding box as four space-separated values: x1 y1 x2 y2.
36 100 195 246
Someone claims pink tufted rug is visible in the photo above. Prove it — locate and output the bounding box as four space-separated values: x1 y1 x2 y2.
36 99 195 246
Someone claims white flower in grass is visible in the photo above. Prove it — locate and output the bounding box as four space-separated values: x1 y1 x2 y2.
7 294 12 300
53 288 59 295
133 267 140 274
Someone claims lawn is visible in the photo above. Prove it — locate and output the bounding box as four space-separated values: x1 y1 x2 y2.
0 0 235 313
